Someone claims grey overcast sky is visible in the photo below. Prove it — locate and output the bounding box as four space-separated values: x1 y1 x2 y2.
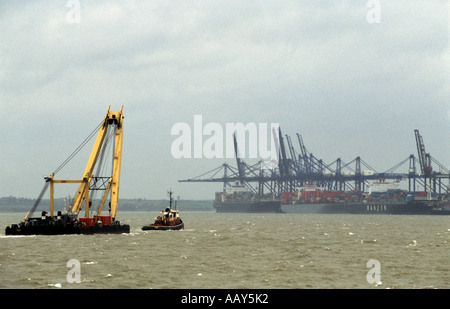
0 1 448 200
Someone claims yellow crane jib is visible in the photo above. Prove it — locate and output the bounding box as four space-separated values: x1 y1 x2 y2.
71 105 124 220
45 105 124 221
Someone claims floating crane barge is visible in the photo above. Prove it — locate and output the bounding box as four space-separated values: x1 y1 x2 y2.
5 106 130 235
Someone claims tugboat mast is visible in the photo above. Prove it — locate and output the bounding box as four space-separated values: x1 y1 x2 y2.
168 189 173 209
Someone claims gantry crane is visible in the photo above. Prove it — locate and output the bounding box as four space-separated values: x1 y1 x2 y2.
414 129 433 194
414 129 432 177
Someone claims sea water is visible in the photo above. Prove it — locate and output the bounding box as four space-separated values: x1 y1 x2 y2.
0 211 448 289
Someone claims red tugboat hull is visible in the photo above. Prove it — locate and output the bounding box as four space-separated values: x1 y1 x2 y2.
142 222 184 231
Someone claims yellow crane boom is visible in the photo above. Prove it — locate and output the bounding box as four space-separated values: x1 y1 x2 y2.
44 105 124 220
72 105 124 220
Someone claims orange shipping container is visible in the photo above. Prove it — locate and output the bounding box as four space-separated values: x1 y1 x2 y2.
96 215 112 226
79 217 95 228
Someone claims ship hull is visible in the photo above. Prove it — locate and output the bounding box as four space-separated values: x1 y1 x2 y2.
214 200 282 213
5 223 79 235
5 216 130 235
79 224 130 234
5 225 130 235
281 201 450 215
281 202 347 214
142 222 184 231
345 201 447 215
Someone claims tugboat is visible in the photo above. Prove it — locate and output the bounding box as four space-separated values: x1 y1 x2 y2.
142 191 184 231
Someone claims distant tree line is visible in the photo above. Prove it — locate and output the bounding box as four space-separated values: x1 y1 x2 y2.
0 196 213 212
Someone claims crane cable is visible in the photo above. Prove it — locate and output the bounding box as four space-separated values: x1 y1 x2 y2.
53 120 103 176
25 120 103 221
24 181 50 221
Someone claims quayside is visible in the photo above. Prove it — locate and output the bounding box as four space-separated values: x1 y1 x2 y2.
5 106 130 235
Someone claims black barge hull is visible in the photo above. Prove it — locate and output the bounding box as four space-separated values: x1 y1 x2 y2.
5 216 130 235
5 224 130 235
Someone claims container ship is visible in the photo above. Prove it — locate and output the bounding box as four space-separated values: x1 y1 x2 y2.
280 180 450 215
344 179 450 215
280 184 356 214
345 191 450 215
214 181 282 213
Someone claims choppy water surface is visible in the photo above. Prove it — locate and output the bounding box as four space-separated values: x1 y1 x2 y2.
0 211 448 289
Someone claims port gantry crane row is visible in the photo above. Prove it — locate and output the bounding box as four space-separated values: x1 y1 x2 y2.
26 105 124 221
179 128 450 197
